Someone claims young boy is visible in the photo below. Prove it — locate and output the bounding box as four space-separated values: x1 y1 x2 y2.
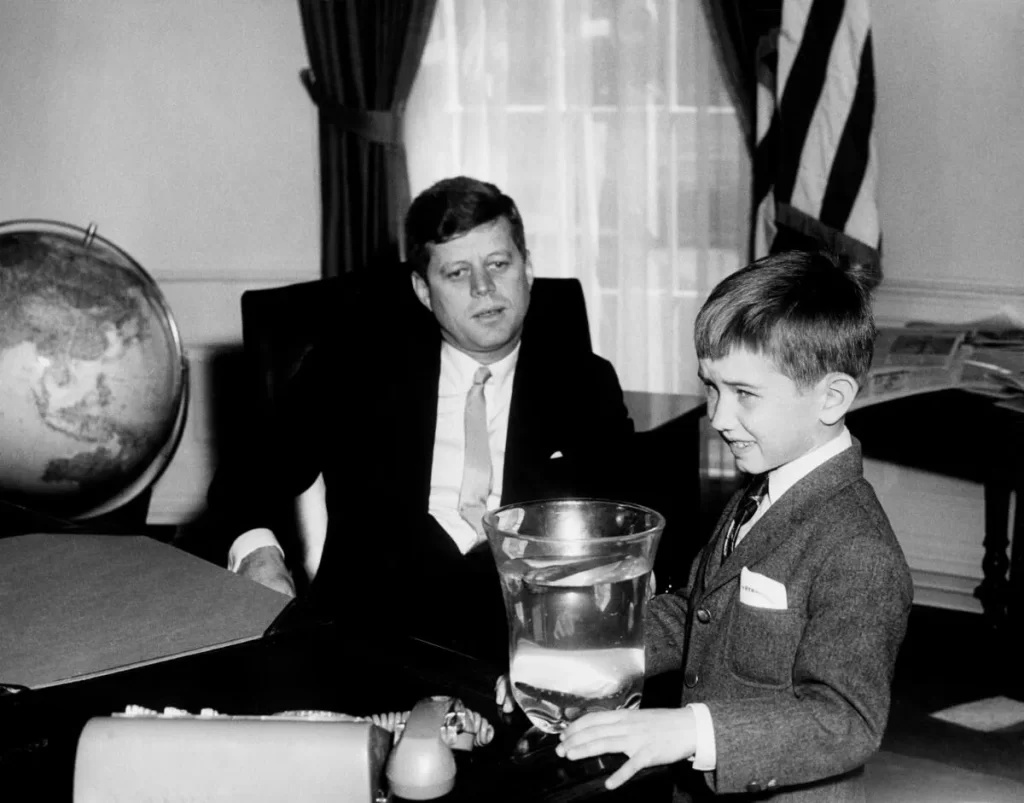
554 250 914 801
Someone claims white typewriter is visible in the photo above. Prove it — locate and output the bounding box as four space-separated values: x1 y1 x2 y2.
73 696 494 803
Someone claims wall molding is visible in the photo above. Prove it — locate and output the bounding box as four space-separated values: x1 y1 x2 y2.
155 272 318 286
873 277 1024 326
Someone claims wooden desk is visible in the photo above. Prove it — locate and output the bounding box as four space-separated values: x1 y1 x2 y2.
2 608 670 801
0 533 288 690
847 389 1024 631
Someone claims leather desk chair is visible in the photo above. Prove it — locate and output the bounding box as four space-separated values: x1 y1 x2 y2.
241 273 593 423
238 273 595 584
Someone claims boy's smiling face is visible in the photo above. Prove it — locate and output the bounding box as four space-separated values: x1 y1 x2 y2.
699 347 832 476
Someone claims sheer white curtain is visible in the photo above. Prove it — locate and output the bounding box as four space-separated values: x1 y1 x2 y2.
404 0 750 395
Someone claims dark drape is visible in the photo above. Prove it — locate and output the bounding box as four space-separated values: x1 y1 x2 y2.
701 1 783 263
700 1 780 152
298 0 437 277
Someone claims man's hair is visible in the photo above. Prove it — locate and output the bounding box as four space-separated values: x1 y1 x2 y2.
405 176 527 277
694 250 877 387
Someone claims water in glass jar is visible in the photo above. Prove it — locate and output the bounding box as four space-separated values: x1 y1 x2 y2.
502 555 649 733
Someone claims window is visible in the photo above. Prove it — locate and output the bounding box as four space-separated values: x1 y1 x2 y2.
405 0 750 396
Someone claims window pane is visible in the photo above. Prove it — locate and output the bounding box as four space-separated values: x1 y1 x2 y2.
596 235 618 290
597 290 619 363
504 0 556 105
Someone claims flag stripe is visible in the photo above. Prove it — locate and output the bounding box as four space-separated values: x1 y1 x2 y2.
819 32 875 237
776 0 812 93
789 6 869 218
753 0 881 278
773 0 845 205
753 112 779 208
842 127 879 249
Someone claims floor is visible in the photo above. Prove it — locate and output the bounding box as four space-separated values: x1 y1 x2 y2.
868 605 1024 802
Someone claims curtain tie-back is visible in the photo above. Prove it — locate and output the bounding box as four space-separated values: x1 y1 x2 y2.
300 68 403 146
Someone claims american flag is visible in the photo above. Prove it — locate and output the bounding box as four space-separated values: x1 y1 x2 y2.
754 0 881 285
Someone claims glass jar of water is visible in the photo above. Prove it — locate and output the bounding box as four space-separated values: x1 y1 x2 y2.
483 499 664 734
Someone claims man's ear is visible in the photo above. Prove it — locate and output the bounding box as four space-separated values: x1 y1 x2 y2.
524 250 535 289
819 372 859 425
410 270 432 312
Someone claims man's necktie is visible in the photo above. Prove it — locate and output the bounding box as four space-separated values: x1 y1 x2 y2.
459 366 492 543
722 473 770 561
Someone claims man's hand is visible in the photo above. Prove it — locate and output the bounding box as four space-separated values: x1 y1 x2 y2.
555 707 696 790
237 546 296 597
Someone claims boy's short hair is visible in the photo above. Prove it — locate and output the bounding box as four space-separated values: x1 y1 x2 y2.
405 176 528 277
694 250 876 387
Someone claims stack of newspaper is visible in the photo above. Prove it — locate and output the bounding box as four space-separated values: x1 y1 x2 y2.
856 312 1024 412
956 320 1024 413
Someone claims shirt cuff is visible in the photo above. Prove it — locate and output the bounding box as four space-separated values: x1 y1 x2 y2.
227 528 284 572
687 703 717 771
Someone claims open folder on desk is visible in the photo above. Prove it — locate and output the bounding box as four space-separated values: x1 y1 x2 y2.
0 533 290 689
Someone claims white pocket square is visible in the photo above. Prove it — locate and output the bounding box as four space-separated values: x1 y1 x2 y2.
549 451 564 459
739 567 788 610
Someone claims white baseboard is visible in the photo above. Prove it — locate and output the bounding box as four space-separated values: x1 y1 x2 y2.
910 569 985 614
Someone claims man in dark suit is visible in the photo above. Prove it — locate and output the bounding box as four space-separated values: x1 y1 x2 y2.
210 176 635 662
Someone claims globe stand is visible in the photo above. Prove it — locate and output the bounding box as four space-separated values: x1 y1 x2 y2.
77 488 154 534
0 498 78 538
0 489 154 539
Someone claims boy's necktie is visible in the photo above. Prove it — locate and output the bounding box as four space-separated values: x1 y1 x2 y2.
459 366 492 543
722 473 770 560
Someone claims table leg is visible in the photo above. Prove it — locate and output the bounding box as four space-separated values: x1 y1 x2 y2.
974 483 1011 629
1007 483 1024 632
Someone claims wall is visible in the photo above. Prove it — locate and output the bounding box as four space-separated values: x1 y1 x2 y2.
869 0 1024 611
0 1 319 524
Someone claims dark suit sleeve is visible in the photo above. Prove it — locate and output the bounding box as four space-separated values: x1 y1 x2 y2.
704 532 913 795
559 354 636 499
202 345 331 562
644 589 690 676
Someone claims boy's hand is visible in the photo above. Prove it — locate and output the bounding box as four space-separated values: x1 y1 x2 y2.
555 707 697 790
494 675 516 715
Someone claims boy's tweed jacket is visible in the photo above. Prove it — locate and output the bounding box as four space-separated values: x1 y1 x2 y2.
646 440 913 802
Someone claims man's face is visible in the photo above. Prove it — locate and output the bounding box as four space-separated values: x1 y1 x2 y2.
411 217 533 364
698 346 829 475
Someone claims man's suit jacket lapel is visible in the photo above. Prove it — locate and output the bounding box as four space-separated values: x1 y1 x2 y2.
503 335 547 502
702 443 865 599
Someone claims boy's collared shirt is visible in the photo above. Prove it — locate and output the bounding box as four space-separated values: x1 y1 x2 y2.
689 427 853 771
734 427 853 550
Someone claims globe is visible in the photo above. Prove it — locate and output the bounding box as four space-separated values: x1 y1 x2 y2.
0 220 188 521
